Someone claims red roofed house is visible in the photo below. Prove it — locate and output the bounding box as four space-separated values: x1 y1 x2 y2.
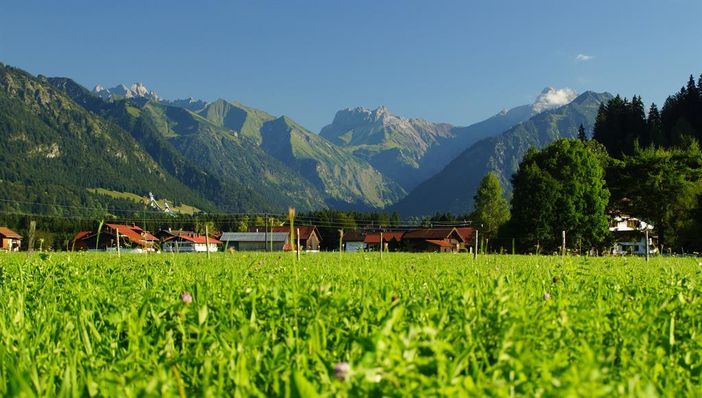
73 224 158 252
162 233 221 252
402 228 465 253
456 227 477 251
364 231 404 252
0 227 22 251
271 225 321 251
342 230 365 252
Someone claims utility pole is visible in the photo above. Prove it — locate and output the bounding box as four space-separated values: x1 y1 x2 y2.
265 213 269 253
562 230 566 257
645 228 650 262
28 220 36 256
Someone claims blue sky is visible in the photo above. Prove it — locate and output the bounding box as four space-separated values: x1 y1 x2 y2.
1 0 700 132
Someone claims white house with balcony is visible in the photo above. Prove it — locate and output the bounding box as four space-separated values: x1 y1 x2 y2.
609 215 658 256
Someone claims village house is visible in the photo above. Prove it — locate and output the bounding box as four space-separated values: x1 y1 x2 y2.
364 231 404 252
219 232 290 251
609 215 658 256
342 230 365 252
0 227 22 251
271 225 321 251
158 229 221 252
73 224 158 252
162 234 221 252
456 227 477 251
401 228 465 253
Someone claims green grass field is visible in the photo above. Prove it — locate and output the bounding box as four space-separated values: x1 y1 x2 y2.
1 252 701 396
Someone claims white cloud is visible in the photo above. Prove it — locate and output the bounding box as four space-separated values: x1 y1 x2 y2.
576 53 594 62
532 87 578 112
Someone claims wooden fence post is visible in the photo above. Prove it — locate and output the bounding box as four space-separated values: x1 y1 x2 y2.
645 229 650 262
296 227 301 262
116 230 121 257
338 229 344 254
205 225 211 261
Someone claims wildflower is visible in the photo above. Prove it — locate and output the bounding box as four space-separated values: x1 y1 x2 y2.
334 362 350 381
543 292 551 301
180 292 193 304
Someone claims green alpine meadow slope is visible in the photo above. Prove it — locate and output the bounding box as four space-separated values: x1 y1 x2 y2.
197 98 274 142
392 91 614 216
195 98 406 209
136 102 328 211
0 63 217 215
260 116 406 209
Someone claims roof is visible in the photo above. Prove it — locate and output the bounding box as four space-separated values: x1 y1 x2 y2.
0 227 21 239
456 227 476 242
364 231 405 244
73 230 92 241
220 232 289 242
165 235 221 244
426 239 454 248
271 226 319 240
105 224 158 245
159 229 197 238
343 230 364 242
609 216 654 232
403 228 464 242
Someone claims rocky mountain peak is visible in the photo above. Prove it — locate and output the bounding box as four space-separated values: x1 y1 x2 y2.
92 82 159 101
372 105 391 119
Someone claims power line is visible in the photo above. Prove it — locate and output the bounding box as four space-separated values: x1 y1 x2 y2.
0 198 475 229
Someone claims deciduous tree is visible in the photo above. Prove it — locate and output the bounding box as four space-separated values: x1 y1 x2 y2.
508 139 610 252
472 172 510 241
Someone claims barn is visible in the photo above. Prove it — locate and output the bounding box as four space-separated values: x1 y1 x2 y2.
401 228 464 253
219 232 290 251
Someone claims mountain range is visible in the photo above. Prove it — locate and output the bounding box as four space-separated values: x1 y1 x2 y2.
0 61 612 216
320 87 578 192
391 91 613 215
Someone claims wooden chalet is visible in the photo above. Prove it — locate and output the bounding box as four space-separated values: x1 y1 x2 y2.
402 228 464 252
0 227 22 251
271 225 321 251
456 227 477 251
73 224 158 252
364 231 404 252
342 230 365 252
